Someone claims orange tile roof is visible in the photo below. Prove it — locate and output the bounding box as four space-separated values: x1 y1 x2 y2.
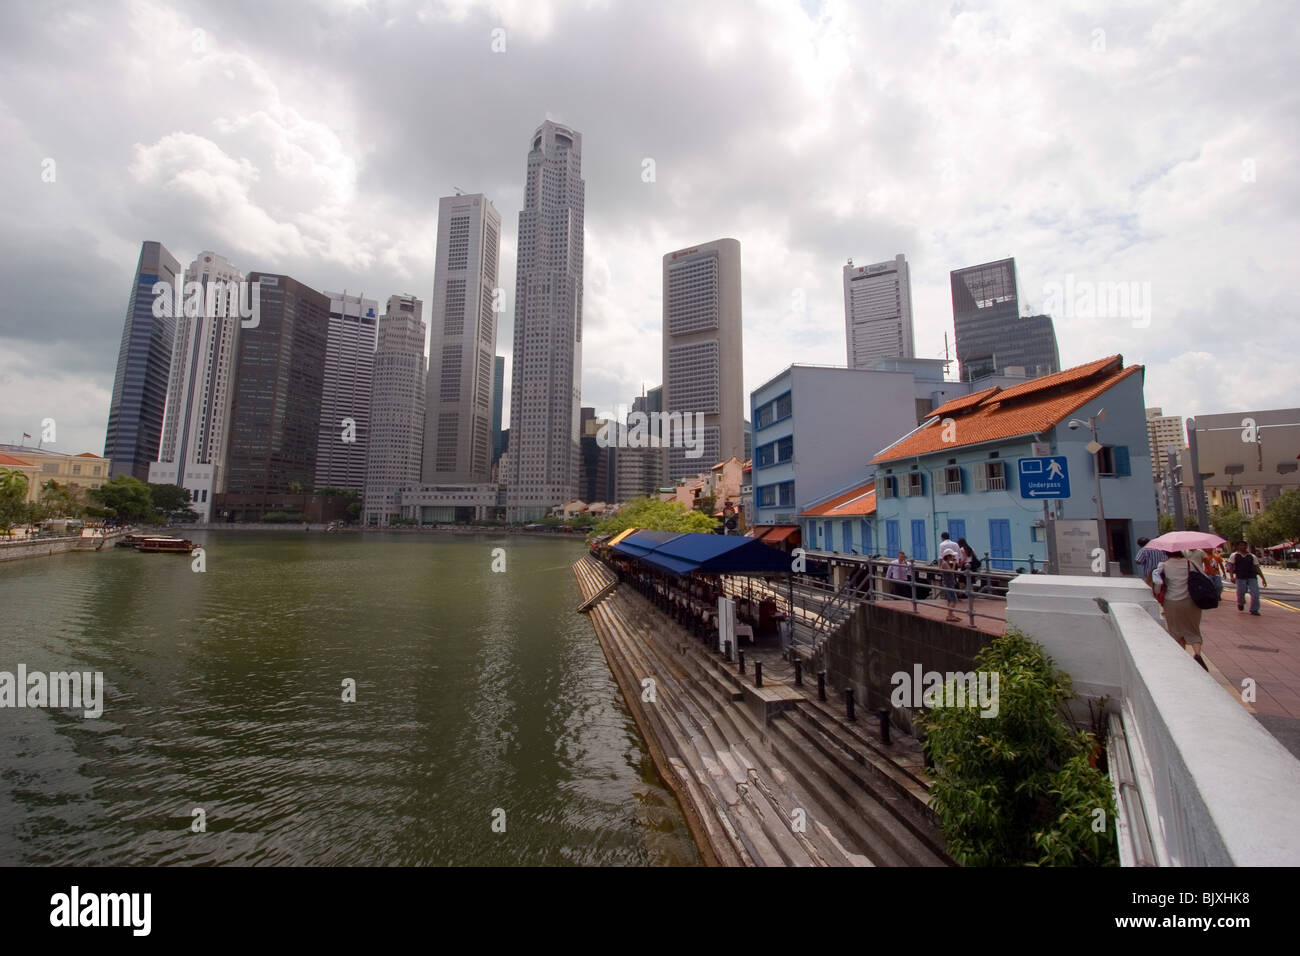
799 481 876 518
75 452 101 458
930 386 1001 419
872 356 1141 464
0 453 34 466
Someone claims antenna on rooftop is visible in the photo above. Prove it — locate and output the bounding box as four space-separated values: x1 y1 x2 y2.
454 186 464 196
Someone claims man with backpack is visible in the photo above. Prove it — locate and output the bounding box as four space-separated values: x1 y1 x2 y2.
1228 541 1268 615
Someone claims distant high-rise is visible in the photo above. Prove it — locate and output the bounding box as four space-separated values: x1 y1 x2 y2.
105 241 181 480
1146 407 1185 481
662 238 743 481
148 251 243 519
316 292 378 491
364 295 426 525
224 274 330 500
951 257 1059 382
491 355 506 466
424 193 501 484
507 121 585 521
844 254 914 367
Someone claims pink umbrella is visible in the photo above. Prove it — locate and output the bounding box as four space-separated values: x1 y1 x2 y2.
1146 531 1226 552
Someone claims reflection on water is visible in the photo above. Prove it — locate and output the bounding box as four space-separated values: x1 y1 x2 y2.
0 532 699 866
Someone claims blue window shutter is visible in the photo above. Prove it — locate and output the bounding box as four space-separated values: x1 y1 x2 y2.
911 519 927 561
1115 445 1131 477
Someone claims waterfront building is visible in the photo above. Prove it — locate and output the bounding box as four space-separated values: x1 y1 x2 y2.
105 241 181 480
363 295 426 526
492 355 506 466
425 193 501 485
871 355 1156 574
798 479 877 555
508 122 585 521
221 273 330 517
749 365 917 529
0 447 111 504
148 252 243 520
399 483 500 523
662 238 744 482
844 254 915 367
951 258 1060 383
314 292 378 492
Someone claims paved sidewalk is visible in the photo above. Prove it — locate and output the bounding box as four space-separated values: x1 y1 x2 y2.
1198 594 1300 720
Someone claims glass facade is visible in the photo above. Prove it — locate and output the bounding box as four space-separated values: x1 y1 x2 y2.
951 258 1060 382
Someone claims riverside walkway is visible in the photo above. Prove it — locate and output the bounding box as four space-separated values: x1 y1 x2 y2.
573 556 951 867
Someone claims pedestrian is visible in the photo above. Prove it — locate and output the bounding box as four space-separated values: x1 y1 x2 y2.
957 537 981 592
939 550 961 622
939 531 962 563
886 550 912 598
1202 548 1226 599
1227 540 1267 615
1133 537 1164 590
1151 550 1209 670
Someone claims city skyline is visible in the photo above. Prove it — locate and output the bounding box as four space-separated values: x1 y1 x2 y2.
3 1 1297 460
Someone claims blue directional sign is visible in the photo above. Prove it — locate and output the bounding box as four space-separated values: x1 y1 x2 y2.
1018 456 1071 499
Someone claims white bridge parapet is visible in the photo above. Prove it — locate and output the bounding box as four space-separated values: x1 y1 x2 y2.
1008 574 1300 867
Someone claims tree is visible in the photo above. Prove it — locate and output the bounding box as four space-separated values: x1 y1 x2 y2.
0 467 30 535
1182 513 1199 531
346 501 361 523
1209 506 1245 544
922 628 1118 867
1158 513 1175 534
1244 510 1282 548
1262 489 1300 544
590 496 719 539
87 475 154 523
148 483 199 522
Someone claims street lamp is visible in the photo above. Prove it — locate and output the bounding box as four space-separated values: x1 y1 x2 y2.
1068 409 1108 576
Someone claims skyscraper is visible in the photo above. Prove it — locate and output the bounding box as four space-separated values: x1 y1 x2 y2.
491 355 505 467
316 292 378 491
105 240 180 480
844 254 914 367
223 274 330 504
148 251 243 519
507 121 584 521
1146 407 1185 481
950 257 1060 382
424 193 501 485
662 238 743 482
364 295 426 526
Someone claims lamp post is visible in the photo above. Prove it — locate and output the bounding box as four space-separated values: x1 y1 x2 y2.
1068 410 1108 576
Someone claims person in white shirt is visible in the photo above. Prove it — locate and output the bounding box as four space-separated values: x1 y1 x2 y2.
1152 549 1208 671
939 532 962 563
886 551 912 598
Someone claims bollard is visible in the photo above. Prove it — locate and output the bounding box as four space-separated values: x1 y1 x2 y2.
723 639 731 661
794 658 803 686
754 660 763 688
845 687 856 722
738 650 745 674
817 671 826 701
876 708 891 744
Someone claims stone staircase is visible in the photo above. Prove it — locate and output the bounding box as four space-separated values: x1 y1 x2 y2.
575 557 951 867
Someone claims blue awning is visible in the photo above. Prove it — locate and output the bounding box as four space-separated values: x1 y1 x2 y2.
610 530 792 576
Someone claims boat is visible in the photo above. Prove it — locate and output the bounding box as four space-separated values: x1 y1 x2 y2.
116 534 149 548
135 536 195 554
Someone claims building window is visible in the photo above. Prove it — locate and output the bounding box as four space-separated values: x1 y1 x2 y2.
878 474 897 499
935 465 962 495
1097 445 1131 477
973 461 1006 491
901 472 924 497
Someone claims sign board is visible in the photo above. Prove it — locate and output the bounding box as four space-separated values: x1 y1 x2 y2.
717 596 735 659
1018 456 1071 499
1054 520 1099 574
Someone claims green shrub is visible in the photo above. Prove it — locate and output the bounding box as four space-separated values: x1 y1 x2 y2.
261 511 307 523
921 628 1119 866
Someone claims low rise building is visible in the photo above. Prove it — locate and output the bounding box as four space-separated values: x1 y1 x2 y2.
0 447 112 503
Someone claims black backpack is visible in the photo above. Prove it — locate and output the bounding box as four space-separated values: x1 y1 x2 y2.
968 554 982 572
1186 561 1220 610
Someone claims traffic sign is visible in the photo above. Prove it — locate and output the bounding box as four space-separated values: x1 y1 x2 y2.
1018 456 1071 498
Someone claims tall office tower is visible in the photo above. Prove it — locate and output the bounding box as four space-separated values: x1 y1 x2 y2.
148 251 243 519
224 274 330 500
950 257 1060 382
364 295 426 526
491 355 506 466
315 292 378 491
507 121 585 521
1146 407 1185 481
843 254 915 367
424 193 501 485
105 240 181 480
662 238 744 482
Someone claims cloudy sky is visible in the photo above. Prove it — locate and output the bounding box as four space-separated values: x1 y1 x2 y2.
1 0 1296 456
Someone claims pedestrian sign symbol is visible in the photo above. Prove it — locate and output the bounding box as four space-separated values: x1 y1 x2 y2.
1018 456 1071 499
